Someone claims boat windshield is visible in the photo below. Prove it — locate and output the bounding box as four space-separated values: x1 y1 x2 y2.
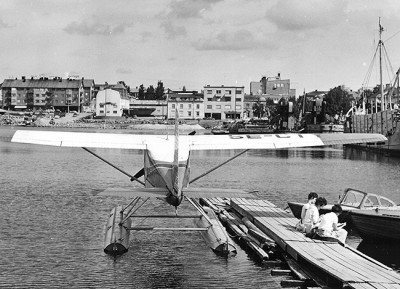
340 190 366 208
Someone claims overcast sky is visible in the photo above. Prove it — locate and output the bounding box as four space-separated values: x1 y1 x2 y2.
1 0 400 95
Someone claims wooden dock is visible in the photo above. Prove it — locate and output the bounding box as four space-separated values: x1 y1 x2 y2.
227 198 400 289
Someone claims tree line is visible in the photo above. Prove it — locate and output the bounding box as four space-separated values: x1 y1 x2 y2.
137 81 166 100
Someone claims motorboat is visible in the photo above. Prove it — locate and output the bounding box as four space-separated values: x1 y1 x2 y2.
350 208 400 241
287 188 398 226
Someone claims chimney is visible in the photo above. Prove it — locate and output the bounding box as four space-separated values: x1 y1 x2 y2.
22 76 26 82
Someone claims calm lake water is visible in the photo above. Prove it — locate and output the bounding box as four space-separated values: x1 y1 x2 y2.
1 127 399 288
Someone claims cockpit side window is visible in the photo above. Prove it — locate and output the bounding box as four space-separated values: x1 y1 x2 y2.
364 195 379 207
380 197 395 207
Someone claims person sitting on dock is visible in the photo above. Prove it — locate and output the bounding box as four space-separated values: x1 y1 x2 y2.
295 192 318 232
316 204 347 244
303 197 327 234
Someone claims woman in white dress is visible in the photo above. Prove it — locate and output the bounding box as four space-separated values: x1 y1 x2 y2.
317 204 347 244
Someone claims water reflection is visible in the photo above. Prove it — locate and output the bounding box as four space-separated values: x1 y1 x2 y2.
357 240 400 271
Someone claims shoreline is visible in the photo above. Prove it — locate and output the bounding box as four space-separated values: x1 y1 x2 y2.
1 112 218 131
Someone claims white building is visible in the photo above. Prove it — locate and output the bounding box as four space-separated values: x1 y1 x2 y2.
95 88 129 117
203 85 244 120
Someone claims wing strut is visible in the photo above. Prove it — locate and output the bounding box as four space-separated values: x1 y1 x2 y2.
82 147 145 186
189 149 249 184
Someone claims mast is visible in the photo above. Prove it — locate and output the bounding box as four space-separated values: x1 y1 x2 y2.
379 17 384 112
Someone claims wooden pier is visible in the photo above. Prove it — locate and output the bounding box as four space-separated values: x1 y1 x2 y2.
224 197 400 289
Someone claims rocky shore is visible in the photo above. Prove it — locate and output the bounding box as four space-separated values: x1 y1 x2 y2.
0 112 217 131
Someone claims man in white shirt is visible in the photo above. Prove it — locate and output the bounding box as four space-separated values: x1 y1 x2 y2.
296 192 318 232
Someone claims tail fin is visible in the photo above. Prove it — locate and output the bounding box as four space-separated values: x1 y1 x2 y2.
172 107 180 195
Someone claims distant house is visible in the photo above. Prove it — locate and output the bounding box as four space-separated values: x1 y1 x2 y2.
250 73 296 104
95 88 129 117
166 90 204 119
243 94 268 119
129 99 167 117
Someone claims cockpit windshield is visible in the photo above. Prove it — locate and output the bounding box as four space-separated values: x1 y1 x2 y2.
340 190 366 208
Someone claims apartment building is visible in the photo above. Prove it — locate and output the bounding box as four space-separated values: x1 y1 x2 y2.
1 76 95 112
203 85 244 120
250 73 296 103
167 90 204 119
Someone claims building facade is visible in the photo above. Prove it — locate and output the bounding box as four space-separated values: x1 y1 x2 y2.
129 99 167 117
95 88 130 117
167 90 204 119
203 85 244 120
250 73 296 103
1 77 95 112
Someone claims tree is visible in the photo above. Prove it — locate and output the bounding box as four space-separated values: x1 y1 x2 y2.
155 81 165 100
145 85 155 100
324 86 352 117
138 84 145 100
252 101 265 118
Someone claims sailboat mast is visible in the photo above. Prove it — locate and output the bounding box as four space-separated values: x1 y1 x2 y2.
379 17 384 112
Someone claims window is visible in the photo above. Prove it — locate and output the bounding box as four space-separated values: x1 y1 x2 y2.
113 104 117 108
216 105 221 109
225 97 231 101
180 104 183 109
196 111 199 116
188 104 192 109
100 104 104 108
100 110 104 114
207 105 212 109
188 111 192 116
235 98 241 102
196 104 200 109
113 111 118 114
216 90 221 94
236 105 241 110
364 196 379 207
207 98 212 101
172 104 175 109
207 90 212 94
225 105 231 109
225 90 231 95
235 90 242 94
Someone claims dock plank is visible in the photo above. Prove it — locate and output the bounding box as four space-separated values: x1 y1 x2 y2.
230 198 400 288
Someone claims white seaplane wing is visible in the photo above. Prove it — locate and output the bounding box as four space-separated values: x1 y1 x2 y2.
183 133 387 150
11 130 386 150
10 130 166 149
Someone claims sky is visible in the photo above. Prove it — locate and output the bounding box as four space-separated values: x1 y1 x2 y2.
1 0 400 95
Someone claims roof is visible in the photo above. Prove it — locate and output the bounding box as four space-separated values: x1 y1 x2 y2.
1 78 94 89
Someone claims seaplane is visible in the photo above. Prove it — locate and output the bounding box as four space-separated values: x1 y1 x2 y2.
8 110 386 256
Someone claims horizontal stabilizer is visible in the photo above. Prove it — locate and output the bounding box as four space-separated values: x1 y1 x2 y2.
97 187 256 199
98 187 169 198
183 187 257 198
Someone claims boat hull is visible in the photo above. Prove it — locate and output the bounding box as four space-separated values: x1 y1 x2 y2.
350 209 400 241
350 111 400 156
